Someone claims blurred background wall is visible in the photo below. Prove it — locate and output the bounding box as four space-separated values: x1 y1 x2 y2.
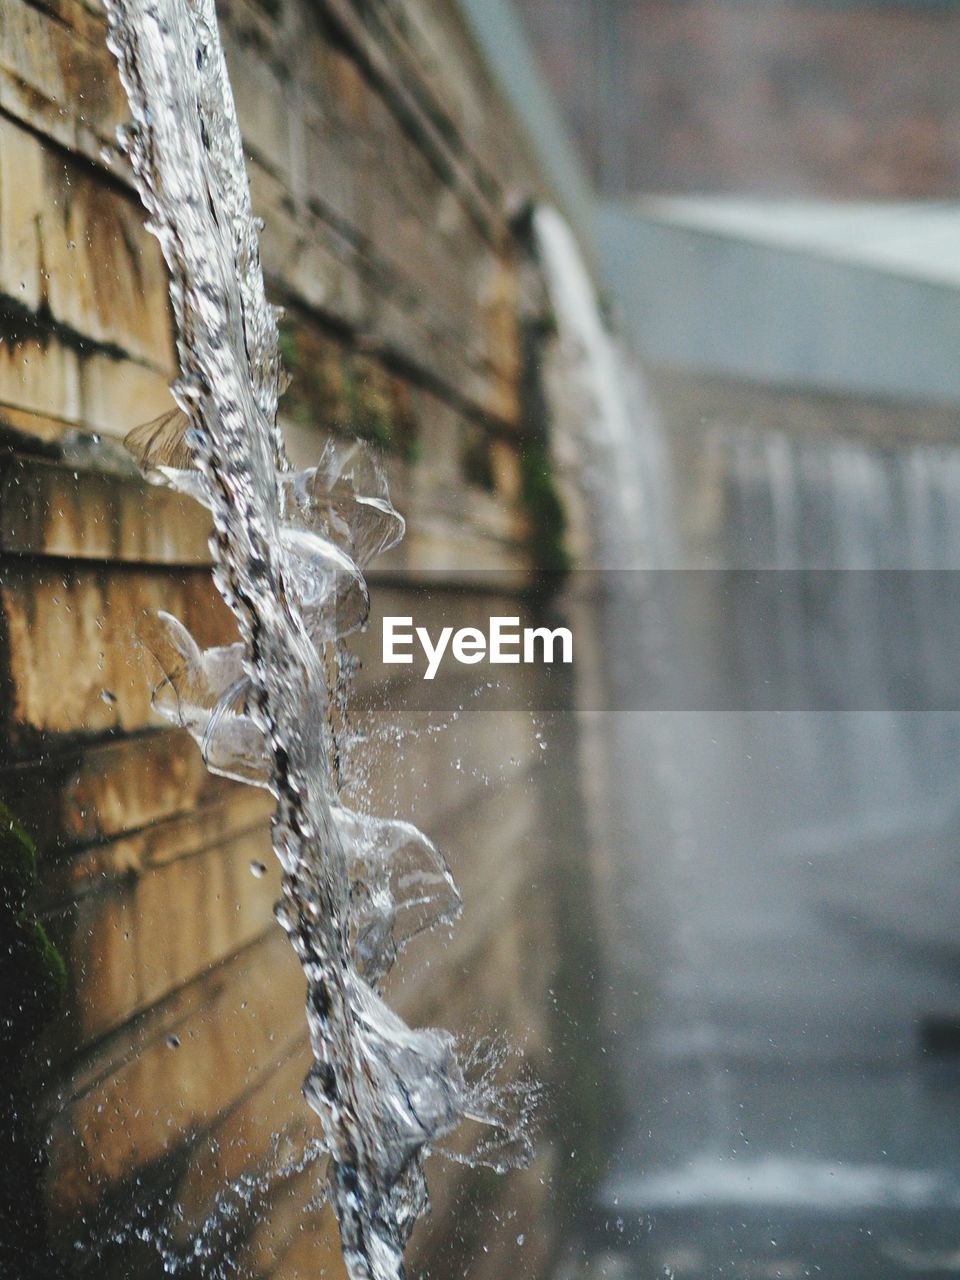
514 0 960 198
505 6 960 1280
512 0 960 535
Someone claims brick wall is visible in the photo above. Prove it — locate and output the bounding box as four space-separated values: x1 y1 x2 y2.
516 0 960 196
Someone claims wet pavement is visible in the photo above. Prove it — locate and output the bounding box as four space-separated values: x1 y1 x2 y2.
567 694 960 1280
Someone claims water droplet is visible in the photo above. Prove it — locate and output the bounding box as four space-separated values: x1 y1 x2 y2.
249 860 268 878
166 1034 181 1050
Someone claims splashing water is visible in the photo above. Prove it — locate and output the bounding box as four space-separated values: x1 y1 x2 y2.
101 0 533 1274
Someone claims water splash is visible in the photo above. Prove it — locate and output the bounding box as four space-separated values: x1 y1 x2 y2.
101 0 532 1273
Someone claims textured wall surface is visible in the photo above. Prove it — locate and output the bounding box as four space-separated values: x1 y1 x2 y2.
0 1 596 1274
515 0 960 197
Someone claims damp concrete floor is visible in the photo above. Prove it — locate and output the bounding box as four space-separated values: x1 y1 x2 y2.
571 706 960 1280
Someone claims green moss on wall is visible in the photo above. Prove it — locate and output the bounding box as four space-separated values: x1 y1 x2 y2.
279 318 420 461
520 440 572 577
461 426 497 493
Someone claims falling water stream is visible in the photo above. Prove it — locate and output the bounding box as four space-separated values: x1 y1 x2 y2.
533 206 672 571
100 1 531 1276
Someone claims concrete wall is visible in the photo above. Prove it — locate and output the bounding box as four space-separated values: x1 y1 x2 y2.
0 0 599 1275
598 202 960 407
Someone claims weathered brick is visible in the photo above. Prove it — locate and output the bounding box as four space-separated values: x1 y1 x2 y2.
0 116 171 364
516 0 960 198
0 564 234 747
0 731 239 853
0 455 211 565
46 930 306 1217
52 820 277 1045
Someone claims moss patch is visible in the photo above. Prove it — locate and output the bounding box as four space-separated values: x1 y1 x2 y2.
520 441 572 576
461 424 497 493
279 317 420 461
516 308 572 578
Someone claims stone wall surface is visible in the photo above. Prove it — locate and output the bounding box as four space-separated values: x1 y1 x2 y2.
0 1 598 1275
